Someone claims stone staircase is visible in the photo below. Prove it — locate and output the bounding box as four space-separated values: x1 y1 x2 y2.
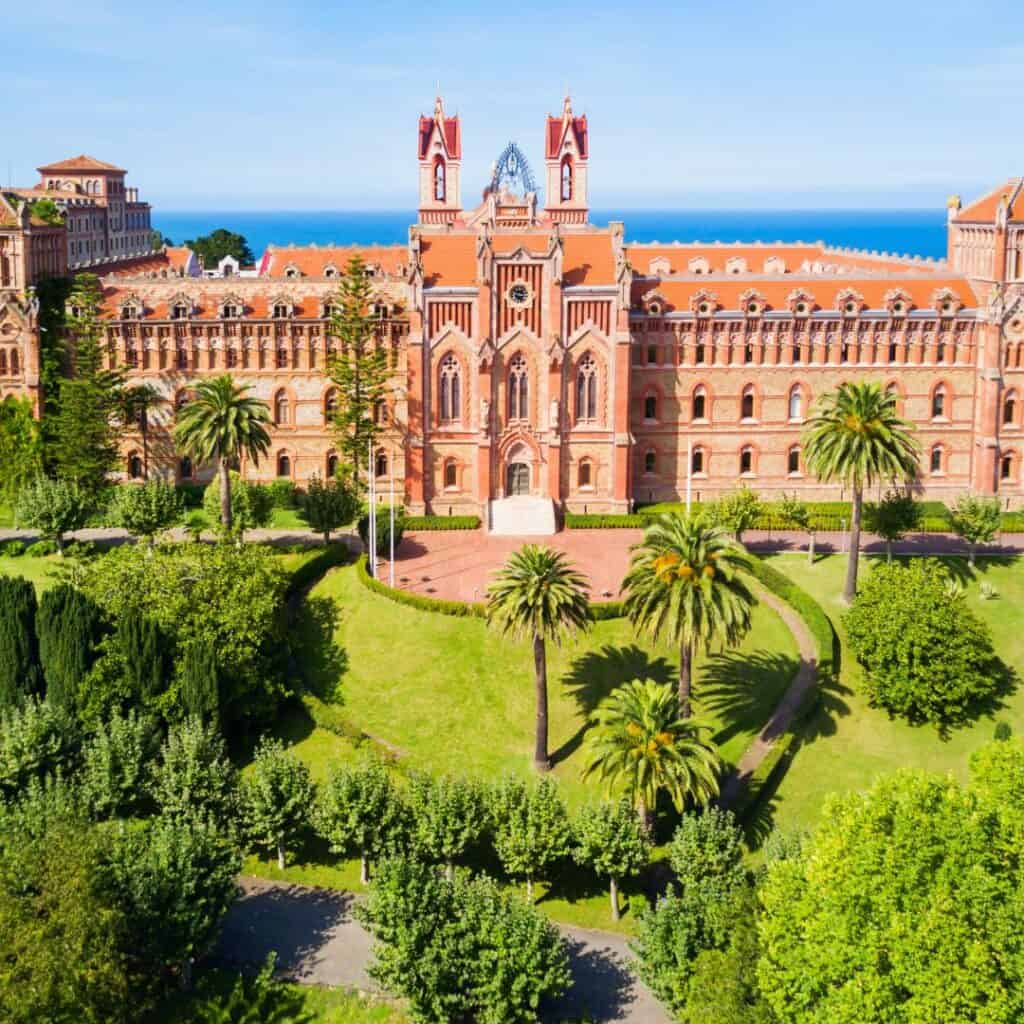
487 496 558 536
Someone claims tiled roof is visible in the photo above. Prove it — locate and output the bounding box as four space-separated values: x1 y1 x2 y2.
563 232 616 285
545 113 588 160
99 286 332 321
420 235 477 287
36 154 126 174
418 112 461 160
100 248 196 279
260 244 406 279
954 179 1024 223
632 276 977 313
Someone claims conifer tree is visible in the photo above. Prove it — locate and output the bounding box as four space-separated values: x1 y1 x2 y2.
53 274 125 497
326 254 390 487
178 641 219 723
117 608 167 704
37 584 102 713
0 575 43 706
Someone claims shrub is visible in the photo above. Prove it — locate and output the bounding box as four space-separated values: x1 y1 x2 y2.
863 490 921 560
949 494 1002 565
202 472 273 539
175 482 206 509
668 807 746 898
565 513 650 529
1 540 25 557
37 584 104 713
356 555 486 617
402 514 480 531
357 858 570 1024
15 476 91 554
0 574 42 706
150 717 237 823
710 488 763 542
845 559 999 725
303 473 359 543
357 511 405 557
0 696 79 796
110 480 183 547
573 800 651 920
267 478 298 509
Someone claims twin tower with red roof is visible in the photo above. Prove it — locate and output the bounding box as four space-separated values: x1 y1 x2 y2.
417 95 589 228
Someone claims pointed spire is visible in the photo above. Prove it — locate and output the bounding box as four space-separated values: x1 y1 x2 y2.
562 92 573 124
434 92 445 121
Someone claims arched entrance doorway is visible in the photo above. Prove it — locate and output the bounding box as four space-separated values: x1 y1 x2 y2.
506 461 530 495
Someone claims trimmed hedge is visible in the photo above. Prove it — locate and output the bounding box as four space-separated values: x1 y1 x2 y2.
404 515 481 531
356 555 627 621
285 543 351 598
728 555 838 822
566 513 650 529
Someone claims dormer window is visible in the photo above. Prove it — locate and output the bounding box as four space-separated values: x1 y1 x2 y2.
795 302 808 315
283 264 300 279
222 303 240 319
171 302 189 320
892 301 905 315
120 304 140 320
273 303 290 319
324 265 338 279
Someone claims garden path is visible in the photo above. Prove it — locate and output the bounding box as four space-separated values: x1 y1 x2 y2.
216 876 672 1024
718 585 818 808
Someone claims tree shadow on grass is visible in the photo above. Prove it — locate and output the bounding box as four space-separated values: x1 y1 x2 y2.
698 650 799 749
290 594 349 702
551 645 674 767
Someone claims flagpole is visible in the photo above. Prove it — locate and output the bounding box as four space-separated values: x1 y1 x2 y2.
368 439 375 579
389 444 395 589
686 437 693 515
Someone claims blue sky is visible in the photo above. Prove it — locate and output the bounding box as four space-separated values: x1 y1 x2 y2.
3 0 1021 210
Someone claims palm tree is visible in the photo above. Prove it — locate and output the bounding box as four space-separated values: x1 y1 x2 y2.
621 513 754 718
802 381 920 603
173 375 271 531
486 545 590 772
582 679 720 830
119 384 161 479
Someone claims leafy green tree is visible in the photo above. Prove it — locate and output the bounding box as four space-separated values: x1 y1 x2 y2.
406 772 488 879
582 679 720 830
949 494 1002 567
845 559 999 725
358 509 405 558
76 543 289 726
80 709 156 820
105 814 240 989
239 738 314 869
0 574 42 706
486 545 590 770
0 395 42 512
802 381 920 602
314 757 406 883
184 228 254 267
633 880 751 1016
758 767 1024 1024
864 489 921 561
669 806 747 900
0 696 78 796
778 492 816 563
303 471 360 543
357 858 570 1024
117 607 168 706
189 953 307 1024
111 479 183 550
53 274 126 496
0 821 130 1024
29 196 64 225
327 254 391 485
622 513 753 716
15 475 91 554
573 800 651 920
174 376 271 532
179 640 219 722
37 583 103 710
202 472 273 542
712 488 763 543
490 776 572 902
150 717 237 823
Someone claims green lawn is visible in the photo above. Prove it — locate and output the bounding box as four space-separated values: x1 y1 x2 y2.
760 552 1024 839
0 554 62 590
256 561 798 932
149 968 408 1023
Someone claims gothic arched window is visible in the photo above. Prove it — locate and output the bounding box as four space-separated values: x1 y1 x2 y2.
439 353 461 423
508 353 528 420
324 388 339 423
326 452 339 478
788 446 801 474
644 394 657 420
740 446 754 475
644 450 656 474
931 384 947 419
179 456 193 479
433 157 446 202
560 157 573 202
128 453 143 479
277 452 291 478
930 445 943 474
444 459 458 489
375 449 388 478
692 385 707 420
741 385 756 420
692 446 705 474
578 459 592 488
1004 390 1017 426
575 352 597 422
274 390 290 426
789 385 804 421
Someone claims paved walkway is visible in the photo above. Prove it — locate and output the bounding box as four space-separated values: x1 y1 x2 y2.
216 877 671 1024
718 585 818 807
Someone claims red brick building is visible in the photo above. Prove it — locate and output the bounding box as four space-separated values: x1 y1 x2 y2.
4 101 1023 527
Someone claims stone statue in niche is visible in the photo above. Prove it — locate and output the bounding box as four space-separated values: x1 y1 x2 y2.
480 397 490 426
550 398 559 429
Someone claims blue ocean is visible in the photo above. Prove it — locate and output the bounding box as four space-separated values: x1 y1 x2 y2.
153 209 948 262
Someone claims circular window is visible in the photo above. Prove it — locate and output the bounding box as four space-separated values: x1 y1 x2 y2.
942 301 953 314
747 302 759 314
507 282 532 308
698 302 710 315
892 302 904 314
796 302 807 314
845 301 856 314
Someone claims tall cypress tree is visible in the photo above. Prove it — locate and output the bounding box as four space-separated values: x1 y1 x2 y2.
38 584 102 712
179 641 219 723
117 609 167 704
53 274 125 497
0 575 43 706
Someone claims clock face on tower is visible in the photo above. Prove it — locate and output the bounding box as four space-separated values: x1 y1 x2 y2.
506 281 532 309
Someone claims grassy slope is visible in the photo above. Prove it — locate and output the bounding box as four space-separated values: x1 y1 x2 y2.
0 554 62 590
247 561 797 932
761 553 1024 838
